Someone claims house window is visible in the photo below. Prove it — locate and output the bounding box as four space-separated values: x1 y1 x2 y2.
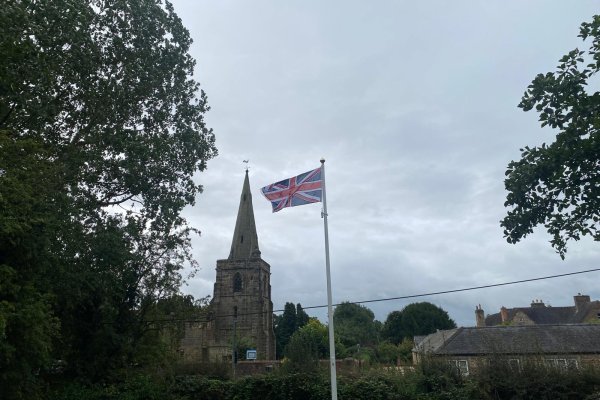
448 359 469 376
233 273 242 293
508 359 521 372
545 358 578 370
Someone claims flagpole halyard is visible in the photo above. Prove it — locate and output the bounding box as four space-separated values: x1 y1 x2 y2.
320 158 338 400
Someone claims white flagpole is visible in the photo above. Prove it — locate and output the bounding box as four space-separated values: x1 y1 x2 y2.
320 158 338 400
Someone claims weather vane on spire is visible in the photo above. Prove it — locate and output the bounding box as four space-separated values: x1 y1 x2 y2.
243 159 249 172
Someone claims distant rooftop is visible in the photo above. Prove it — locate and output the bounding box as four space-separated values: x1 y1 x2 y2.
479 294 600 326
415 324 600 355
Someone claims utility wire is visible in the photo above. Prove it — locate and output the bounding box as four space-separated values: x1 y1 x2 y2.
302 267 600 310
143 267 600 324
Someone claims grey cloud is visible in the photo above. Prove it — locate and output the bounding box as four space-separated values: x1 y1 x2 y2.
177 0 600 328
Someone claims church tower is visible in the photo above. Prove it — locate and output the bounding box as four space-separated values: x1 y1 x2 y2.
210 170 275 360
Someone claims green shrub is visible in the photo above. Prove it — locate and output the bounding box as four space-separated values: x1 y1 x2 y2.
230 373 329 400
414 357 465 394
171 375 231 400
47 358 600 400
475 358 600 400
339 371 412 400
52 375 173 400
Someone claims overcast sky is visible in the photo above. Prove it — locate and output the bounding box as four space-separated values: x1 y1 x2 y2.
172 1 600 327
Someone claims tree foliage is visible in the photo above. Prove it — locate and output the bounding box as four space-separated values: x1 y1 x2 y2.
502 15 600 258
375 341 399 365
382 302 456 344
48 364 600 400
274 302 309 358
283 319 329 372
381 311 404 345
135 294 210 367
0 266 59 400
333 302 381 348
0 0 215 395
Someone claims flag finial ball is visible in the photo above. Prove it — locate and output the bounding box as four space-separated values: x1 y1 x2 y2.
320 158 325 164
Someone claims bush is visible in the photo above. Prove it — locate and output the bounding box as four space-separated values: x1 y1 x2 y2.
52 375 172 400
171 375 231 400
230 373 329 400
475 357 600 400
414 357 465 394
339 371 414 400
48 358 600 400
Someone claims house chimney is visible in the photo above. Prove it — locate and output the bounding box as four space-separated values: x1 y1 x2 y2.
574 293 590 312
500 306 508 323
530 299 545 308
475 304 485 327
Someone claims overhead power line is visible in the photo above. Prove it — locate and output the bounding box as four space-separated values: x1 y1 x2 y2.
143 267 600 324
298 267 600 311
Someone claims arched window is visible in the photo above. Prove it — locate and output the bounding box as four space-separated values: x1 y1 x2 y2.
233 273 242 293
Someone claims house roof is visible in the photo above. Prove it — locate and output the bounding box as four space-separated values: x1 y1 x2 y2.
414 324 600 356
413 329 460 353
484 301 600 326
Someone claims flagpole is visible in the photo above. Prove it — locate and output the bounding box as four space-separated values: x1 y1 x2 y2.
320 158 338 400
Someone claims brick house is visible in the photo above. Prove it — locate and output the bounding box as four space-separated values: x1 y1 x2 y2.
413 324 600 375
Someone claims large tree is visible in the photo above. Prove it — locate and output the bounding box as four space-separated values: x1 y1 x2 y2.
382 302 456 344
274 302 309 358
283 318 345 371
0 131 64 398
501 15 600 258
381 311 404 345
0 0 215 393
283 319 329 372
333 302 380 348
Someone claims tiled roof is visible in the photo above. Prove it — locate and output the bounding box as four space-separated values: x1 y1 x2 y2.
484 301 600 326
413 329 459 353
415 324 600 355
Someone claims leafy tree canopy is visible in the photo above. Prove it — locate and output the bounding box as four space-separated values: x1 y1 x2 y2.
274 302 309 358
283 318 345 372
501 15 600 258
284 319 329 371
381 311 404 345
382 302 456 344
0 0 215 394
333 302 380 347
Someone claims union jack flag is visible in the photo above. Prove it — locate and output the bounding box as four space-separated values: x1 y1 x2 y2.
261 167 323 212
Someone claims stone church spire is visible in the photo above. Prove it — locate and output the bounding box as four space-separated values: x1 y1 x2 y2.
229 170 261 259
